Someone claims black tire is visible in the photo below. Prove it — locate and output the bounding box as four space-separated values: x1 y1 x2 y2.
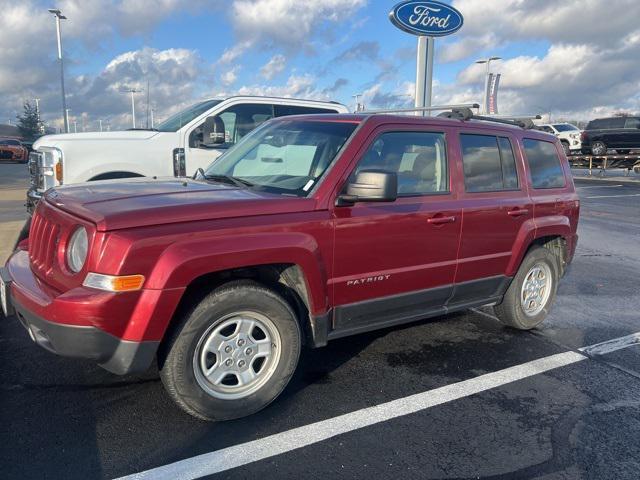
159 280 301 421
12 217 31 251
561 141 570 156
591 141 607 156
494 246 559 330
616 149 630 155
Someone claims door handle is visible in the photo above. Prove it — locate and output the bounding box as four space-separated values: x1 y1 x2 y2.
427 215 456 225
507 208 529 217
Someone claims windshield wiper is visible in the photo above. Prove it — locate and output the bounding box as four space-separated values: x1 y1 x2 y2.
204 174 253 188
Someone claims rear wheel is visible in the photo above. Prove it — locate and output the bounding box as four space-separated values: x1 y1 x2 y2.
159 280 301 421
591 141 607 156
494 246 559 330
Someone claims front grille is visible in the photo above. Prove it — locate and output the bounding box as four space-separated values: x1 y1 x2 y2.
28 152 42 189
29 211 60 276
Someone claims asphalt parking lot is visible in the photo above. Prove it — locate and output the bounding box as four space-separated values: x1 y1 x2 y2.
1 163 640 480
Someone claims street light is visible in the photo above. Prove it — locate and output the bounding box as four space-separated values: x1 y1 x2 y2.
476 56 501 114
120 88 143 128
352 93 363 112
64 108 71 133
48 8 68 133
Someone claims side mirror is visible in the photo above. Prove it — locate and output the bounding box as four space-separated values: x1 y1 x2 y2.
202 116 226 146
337 170 398 206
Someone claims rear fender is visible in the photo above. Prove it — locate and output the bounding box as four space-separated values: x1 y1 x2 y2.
146 232 329 315
505 216 571 276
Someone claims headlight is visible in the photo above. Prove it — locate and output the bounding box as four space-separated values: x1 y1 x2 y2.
67 226 88 273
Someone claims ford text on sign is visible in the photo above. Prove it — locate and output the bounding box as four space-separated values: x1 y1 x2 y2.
389 0 464 37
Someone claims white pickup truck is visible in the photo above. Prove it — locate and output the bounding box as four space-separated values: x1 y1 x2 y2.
27 96 348 213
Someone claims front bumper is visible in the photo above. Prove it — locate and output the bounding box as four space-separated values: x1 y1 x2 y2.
2 250 163 375
11 296 159 374
26 187 42 215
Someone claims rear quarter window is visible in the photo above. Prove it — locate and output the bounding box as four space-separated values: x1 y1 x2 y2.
523 138 566 189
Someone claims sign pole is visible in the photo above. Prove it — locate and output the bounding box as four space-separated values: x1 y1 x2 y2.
415 36 434 116
390 1 464 115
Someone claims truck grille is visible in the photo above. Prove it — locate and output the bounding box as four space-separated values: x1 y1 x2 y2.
29 211 60 276
29 151 43 189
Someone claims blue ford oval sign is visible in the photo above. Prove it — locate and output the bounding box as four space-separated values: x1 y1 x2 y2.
389 0 464 37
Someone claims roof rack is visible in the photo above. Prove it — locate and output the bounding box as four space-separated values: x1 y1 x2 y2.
438 108 541 129
360 103 480 114
359 104 541 129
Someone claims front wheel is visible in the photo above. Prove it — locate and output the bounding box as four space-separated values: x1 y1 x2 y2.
494 246 559 330
591 141 607 156
159 280 301 421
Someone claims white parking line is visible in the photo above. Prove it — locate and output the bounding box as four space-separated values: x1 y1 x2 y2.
117 331 640 480
579 332 640 356
585 193 640 199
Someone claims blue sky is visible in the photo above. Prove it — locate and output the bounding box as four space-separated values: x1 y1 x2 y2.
2 0 639 130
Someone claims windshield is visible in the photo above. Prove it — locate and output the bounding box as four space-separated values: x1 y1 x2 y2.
553 124 579 132
205 119 358 196
0 139 20 145
156 99 222 132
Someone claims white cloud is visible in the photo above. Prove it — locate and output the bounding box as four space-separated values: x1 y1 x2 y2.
59 47 203 130
220 67 240 86
438 34 497 63
260 54 287 80
452 0 639 46
231 74 329 100
231 0 366 48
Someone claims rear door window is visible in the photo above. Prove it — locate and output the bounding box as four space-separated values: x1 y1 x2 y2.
217 104 274 146
523 138 566 189
624 117 640 129
274 105 338 116
460 134 519 192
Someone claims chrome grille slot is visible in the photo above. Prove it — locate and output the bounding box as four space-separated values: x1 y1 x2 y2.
29 212 59 275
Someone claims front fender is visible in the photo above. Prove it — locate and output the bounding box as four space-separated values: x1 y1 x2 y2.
145 232 329 315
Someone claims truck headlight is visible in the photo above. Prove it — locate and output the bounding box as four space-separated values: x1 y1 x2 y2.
67 226 88 273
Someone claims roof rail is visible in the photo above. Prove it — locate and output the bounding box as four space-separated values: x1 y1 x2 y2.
437 109 542 129
360 103 480 114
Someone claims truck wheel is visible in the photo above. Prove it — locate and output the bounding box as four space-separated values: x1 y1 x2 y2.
591 141 607 156
494 246 559 330
159 280 301 421
561 141 570 156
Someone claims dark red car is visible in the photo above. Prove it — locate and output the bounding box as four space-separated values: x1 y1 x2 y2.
0 138 28 163
1 111 579 420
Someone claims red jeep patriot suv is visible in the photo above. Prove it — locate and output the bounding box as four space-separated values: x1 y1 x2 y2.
1 109 579 421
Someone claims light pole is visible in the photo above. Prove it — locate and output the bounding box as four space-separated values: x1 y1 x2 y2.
99 119 103 132
150 108 155 129
120 88 142 128
64 108 71 133
475 56 501 114
352 93 363 112
48 9 68 133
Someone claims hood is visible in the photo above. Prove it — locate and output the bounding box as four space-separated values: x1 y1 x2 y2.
44 177 316 231
33 130 163 148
